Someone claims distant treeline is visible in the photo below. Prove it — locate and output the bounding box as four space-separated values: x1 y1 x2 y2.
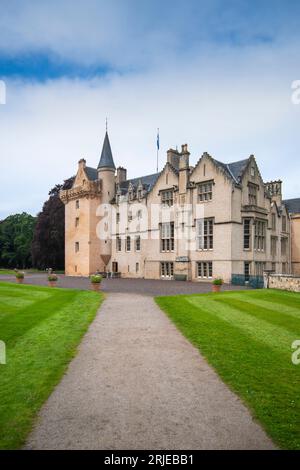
0 177 73 271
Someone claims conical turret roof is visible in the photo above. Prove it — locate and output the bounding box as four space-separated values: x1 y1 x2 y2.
98 131 115 170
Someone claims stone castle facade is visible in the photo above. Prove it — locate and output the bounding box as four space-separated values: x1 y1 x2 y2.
60 132 292 283
283 198 300 275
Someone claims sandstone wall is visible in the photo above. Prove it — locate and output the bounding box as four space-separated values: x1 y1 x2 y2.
266 274 300 293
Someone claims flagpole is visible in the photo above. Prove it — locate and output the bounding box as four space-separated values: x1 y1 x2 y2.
156 128 159 173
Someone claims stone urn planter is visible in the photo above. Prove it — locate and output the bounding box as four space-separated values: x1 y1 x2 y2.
15 271 25 284
212 278 223 292
90 274 102 291
48 274 58 287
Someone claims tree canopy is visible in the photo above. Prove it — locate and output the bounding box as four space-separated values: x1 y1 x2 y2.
31 177 74 270
0 213 37 268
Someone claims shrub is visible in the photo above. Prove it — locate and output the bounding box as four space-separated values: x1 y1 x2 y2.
90 274 102 284
15 271 24 279
48 274 58 282
212 278 223 285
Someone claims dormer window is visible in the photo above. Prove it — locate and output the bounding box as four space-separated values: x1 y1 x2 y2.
198 181 213 202
161 189 173 206
137 189 143 199
248 183 258 206
250 166 255 177
128 191 133 201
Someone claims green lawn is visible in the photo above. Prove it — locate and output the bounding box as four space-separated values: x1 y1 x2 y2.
0 269 16 275
156 289 300 450
0 282 103 449
0 269 65 275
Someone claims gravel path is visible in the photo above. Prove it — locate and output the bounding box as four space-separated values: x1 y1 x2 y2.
25 293 275 450
0 273 249 296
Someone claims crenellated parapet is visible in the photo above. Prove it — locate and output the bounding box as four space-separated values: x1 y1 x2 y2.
59 180 101 204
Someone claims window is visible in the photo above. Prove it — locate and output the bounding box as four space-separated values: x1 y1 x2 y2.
126 236 131 251
76 200 80 209
135 235 141 251
254 220 266 251
116 212 120 224
244 262 251 282
271 236 277 257
272 262 276 272
137 209 142 220
243 219 251 249
196 219 213 250
112 262 118 273
282 262 287 274
116 236 122 251
75 242 79 253
250 166 255 177
282 215 287 232
75 217 79 227
161 222 175 252
75 265 77 273
161 190 173 206
136 262 139 273
161 262 174 278
128 211 133 222
248 183 258 205
255 262 265 276
281 237 287 256
137 189 143 199
271 213 276 231
198 181 213 202
197 262 213 278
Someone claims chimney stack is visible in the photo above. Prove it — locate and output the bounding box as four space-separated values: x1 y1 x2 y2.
179 143 190 170
116 166 127 184
167 148 180 169
78 158 86 169
265 180 282 205
179 143 190 193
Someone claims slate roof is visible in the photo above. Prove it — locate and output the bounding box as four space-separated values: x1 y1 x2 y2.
98 132 116 169
212 158 249 184
118 172 160 194
85 166 98 181
283 198 300 214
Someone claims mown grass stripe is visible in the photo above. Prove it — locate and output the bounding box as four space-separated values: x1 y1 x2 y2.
0 284 50 300
0 296 35 309
214 297 300 336
227 292 300 320
187 296 296 354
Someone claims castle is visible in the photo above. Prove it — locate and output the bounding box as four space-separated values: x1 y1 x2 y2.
60 131 292 284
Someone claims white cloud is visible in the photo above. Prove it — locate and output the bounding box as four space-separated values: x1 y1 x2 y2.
0 1 300 218
0 40 299 219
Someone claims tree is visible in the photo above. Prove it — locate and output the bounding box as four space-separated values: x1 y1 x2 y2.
31 177 74 270
0 213 37 268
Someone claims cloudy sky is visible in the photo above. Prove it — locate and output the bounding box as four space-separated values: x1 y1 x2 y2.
0 0 300 218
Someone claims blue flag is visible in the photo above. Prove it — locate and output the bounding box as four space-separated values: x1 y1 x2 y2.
157 129 160 150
